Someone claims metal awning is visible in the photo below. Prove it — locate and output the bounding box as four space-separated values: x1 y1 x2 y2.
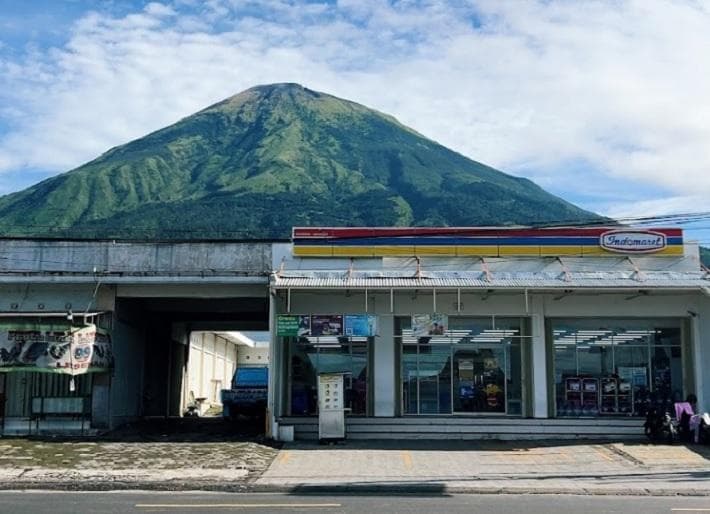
271 270 710 291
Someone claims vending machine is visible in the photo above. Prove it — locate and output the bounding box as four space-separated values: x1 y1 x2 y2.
318 373 347 442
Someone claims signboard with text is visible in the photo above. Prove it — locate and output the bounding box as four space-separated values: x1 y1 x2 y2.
277 315 311 336
344 315 377 337
600 230 667 254
0 324 113 375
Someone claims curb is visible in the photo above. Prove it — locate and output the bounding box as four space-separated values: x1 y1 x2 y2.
1 479 709 497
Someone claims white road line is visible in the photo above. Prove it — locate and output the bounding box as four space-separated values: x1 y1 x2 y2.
136 503 342 509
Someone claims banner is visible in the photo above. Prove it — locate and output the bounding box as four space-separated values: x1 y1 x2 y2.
0 324 113 375
412 314 448 336
311 315 343 336
344 315 377 336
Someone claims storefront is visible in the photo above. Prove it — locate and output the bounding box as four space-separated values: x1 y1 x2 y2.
0 315 114 434
551 318 688 418
398 316 527 416
269 226 709 439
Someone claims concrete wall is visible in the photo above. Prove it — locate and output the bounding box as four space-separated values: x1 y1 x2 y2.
0 240 273 276
0 284 115 313
185 332 238 407
237 346 269 366
110 317 146 427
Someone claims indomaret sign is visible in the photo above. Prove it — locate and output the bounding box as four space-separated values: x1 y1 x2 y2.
291 226 683 257
600 230 667 254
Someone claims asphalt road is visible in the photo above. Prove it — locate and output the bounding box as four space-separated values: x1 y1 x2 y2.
1 492 710 514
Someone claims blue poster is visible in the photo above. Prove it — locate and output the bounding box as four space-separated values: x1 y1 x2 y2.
344 314 377 337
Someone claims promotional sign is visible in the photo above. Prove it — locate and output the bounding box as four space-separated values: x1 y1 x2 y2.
344 315 377 337
619 366 648 386
277 315 311 336
311 315 343 336
412 314 448 337
600 230 667 254
0 324 113 375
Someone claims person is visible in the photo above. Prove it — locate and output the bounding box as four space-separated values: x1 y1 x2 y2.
678 393 710 443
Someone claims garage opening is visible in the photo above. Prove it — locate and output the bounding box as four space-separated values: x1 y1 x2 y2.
183 330 269 420
112 295 269 436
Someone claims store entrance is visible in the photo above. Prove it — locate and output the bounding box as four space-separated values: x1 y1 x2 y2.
453 346 506 414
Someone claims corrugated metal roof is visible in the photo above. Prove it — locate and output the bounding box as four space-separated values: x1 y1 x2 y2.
271 270 710 290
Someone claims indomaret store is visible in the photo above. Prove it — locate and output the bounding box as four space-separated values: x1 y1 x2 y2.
268 226 707 439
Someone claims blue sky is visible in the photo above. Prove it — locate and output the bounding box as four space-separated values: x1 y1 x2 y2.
1 0 709 244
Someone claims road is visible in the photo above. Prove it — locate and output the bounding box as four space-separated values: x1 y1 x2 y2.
1 491 710 513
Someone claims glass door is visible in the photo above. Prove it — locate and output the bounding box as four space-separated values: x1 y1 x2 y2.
453 346 506 414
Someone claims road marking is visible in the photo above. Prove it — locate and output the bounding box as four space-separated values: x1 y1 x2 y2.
671 509 710 512
136 503 341 509
401 450 412 469
278 451 290 464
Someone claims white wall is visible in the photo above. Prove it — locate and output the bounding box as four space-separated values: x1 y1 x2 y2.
185 332 238 406
237 346 269 366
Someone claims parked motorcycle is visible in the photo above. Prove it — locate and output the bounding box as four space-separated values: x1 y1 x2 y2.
644 407 677 443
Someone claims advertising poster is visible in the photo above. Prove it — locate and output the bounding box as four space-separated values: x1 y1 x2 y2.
619 366 647 386
344 314 377 337
277 315 311 336
411 314 448 336
311 315 343 336
0 324 113 375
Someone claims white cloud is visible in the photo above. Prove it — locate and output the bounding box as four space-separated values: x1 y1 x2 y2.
145 3 177 17
601 195 710 220
0 0 709 212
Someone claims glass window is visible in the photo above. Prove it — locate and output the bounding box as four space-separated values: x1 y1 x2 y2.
551 319 684 418
402 344 418 414
287 336 371 416
398 316 527 416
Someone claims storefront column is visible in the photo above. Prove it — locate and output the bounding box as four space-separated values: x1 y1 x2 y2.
693 307 709 410
531 298 549 418
374 315 395 416
267 292 278 437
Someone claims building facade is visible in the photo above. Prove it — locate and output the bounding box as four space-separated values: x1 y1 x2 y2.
268 227 710 439
1 227 709 440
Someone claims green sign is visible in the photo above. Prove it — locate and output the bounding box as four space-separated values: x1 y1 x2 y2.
277 315 311 336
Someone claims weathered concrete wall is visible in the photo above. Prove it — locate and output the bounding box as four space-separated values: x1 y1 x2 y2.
0 284 115 313
110 317 146 427
0 240 273 276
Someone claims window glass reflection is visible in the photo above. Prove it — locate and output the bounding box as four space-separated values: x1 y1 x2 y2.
287 336 370 416
552 319 683 418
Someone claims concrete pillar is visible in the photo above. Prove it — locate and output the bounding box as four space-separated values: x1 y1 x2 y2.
531 297 549 418
693 307 709 410
374 315 396 416
267 291 278 437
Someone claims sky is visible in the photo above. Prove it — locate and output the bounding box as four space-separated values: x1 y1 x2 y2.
1 0 710 243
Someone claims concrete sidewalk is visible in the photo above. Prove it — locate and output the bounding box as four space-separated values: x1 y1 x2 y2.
1 437 710 496
254 440 710 496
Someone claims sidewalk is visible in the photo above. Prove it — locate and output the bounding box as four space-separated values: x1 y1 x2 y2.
254 440 710 496
1 436 710 496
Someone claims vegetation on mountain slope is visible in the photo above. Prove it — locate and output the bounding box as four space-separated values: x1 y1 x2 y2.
0 83 601 239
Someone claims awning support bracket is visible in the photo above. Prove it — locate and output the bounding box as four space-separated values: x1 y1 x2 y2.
479 257 492 282
556 257 571 282
626 256 646 282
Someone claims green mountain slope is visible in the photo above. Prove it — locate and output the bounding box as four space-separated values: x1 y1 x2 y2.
0 83 601 239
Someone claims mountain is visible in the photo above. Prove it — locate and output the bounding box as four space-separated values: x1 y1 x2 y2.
0 83 601 239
